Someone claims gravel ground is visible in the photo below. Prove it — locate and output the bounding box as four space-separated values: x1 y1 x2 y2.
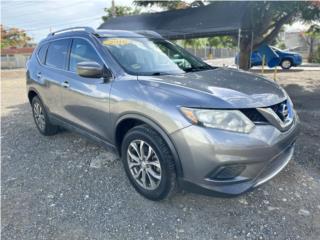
1 69 320 240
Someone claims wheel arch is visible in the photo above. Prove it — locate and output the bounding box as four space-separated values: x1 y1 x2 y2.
27 87 43 104
114 113 183 178
280 57 293 64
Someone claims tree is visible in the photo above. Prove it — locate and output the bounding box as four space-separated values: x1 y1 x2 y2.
236 1 320 70
134 0 189 10
177 38 207 48
208 36 236 48
135 1 320 70
102 5 141 22
1 25 31 49
301 24 320 63
314 44 320 63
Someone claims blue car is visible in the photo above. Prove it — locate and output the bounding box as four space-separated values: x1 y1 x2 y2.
236 46 302 69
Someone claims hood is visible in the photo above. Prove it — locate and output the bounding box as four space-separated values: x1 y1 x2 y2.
138 68 287 108
281 51 299 55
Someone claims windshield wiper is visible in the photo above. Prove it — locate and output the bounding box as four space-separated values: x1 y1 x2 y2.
184 65 214 72
151 72 170 76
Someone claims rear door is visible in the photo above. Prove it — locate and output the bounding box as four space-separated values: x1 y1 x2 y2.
40 39 71 115
60 38 112 141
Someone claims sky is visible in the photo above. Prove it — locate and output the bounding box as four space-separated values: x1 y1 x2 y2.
1 0 135 42
1 0 311 43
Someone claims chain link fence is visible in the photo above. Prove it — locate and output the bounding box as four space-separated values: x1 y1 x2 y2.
185 47 237 60
1 47 237 69
1 54 31 69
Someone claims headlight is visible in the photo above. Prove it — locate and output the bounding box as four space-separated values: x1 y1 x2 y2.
180 107 255 133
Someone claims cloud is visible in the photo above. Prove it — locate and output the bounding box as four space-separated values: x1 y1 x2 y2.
2 0 134 42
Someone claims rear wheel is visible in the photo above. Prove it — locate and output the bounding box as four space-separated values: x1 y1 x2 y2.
121 125 176 200
280 59 292 69
31 96 58 136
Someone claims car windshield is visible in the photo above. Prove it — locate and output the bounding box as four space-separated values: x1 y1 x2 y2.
100 37 214 76
271 46 282 52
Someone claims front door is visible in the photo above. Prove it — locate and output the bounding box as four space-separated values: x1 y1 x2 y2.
60 38 112 141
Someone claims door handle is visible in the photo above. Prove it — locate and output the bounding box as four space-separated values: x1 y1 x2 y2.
61 81 70 88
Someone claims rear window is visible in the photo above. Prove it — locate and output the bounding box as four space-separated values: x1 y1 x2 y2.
37 43 48 64
45 39 71 69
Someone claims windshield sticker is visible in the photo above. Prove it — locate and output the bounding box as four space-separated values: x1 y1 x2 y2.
103 39 130 46
131 64 141 69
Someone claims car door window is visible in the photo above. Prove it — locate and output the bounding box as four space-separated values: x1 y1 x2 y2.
37 43 48 64
46 39 71 69
69 38 103 72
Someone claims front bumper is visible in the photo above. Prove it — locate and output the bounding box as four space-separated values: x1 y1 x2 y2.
171 115 300 196
293 56 302 66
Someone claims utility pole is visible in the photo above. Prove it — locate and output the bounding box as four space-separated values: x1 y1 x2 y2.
111 0 116 18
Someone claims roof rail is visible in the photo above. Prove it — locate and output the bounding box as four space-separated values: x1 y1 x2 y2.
47 26 97 37
134 30 163 38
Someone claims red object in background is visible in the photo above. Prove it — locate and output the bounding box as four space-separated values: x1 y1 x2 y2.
1 47 34 55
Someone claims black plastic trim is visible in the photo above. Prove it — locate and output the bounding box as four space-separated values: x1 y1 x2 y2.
115 113 184 178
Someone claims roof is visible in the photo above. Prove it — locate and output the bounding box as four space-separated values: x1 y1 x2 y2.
99 2 252 39
96 30 146 38
96 30 163 38
1 47 34 55
39 28 163 43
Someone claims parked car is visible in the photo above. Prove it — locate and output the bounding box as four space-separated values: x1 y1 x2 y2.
236 46 303 69
26 27 299 200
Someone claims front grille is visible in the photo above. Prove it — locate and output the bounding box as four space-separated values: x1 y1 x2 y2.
241 100 288 125
241 109 268 123
269 100 287 121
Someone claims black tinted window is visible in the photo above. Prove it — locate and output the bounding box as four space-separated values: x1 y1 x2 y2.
46 39 70 69
69 39 102 72
37 43 48 64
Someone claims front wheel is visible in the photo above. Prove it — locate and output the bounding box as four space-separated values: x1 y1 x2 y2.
121 125 176 200
280 59 292 69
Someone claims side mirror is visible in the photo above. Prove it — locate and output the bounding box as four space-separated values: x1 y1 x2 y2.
102 67 113 81
77 61 104 78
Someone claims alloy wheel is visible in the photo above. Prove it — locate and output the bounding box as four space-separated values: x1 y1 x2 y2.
281 60 291 69
127 140 162 190
33 102 46 131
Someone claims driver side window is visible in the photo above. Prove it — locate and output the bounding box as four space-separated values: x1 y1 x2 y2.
69 38 103 72
156 42 191 69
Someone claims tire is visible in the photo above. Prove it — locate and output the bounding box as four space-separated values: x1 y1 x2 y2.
280 59 292 69
121 124 176 200
31 96 58 136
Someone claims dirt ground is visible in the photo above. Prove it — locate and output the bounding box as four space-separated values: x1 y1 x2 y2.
1 69 320 240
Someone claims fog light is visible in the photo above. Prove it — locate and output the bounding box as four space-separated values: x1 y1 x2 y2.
211 165 246 180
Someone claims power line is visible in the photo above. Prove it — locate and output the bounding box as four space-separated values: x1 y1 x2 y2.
2 2 35 7
26 16 102 30
6 1 89 20
25 16 102 32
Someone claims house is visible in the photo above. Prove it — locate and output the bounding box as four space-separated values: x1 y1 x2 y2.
284 31 319 59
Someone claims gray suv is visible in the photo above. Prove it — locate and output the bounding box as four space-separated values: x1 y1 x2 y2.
26 27 299 200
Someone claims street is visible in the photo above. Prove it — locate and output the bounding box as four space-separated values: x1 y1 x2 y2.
1 69 320 240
